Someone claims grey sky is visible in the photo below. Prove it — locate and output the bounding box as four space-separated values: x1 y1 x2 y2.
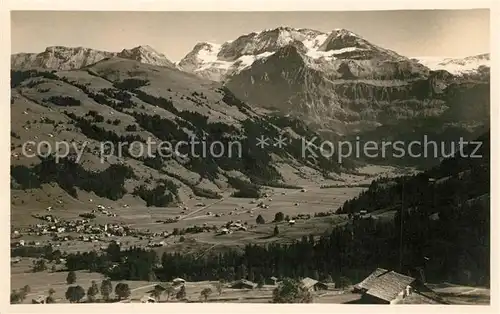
11 10 490 61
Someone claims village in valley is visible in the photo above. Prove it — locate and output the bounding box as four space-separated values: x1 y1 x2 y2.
10 180 490 305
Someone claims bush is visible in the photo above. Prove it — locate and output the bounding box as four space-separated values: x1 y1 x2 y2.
65 285 85 303
113 78 150 91
336 276 351 289
274 212 285 222
114 283 131 300
272 278 313 303
125 124 137 132
66 271 77 284
46 95 81 106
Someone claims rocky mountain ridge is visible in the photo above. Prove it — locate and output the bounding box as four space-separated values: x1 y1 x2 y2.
176 26 489 139
11 45 174 71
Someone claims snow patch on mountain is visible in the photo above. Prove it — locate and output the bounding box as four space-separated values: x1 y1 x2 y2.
414 53 489 75
178 28 343 80
179 27 407 81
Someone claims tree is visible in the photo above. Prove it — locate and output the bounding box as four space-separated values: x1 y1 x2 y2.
272 278 313 303
106 241 121 262
312 270 320 281
15 286 30 302
21 285 31 294
100 279 113 301
257 277 265 289
176 285 186 301
273 225 280 236
32 259 47 272
46 288 56 304
236 264 248 279
10 290 22 304
248 270 255 282
323 274 334 283
164 283 175 301
256 214 265 224
65 285 85 303
66 271 76 284
200 287 212 301
274 212 285 222
87 281 99 302
151 285 163 302
114 283 131 300
336 276 351 290
213 281 223 295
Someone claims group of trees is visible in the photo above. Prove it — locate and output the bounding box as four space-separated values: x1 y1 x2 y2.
63 271 130 303
11 154 135 200
133 179 179 207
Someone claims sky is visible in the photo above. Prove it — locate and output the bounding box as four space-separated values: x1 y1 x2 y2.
11 10 490 61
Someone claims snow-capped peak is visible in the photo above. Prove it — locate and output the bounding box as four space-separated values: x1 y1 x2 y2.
413 53 490 75
178 26 405 81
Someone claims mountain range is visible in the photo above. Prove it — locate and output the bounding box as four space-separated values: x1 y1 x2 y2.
11 27 490 138
11 45 174 70
10 26 490 208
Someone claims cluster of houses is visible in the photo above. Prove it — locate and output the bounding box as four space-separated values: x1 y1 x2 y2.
218 221 248 235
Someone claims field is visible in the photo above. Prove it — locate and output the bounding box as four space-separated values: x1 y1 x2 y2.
10 166 404 303
11 261 362 304
12 180 371 255
11 262 490 305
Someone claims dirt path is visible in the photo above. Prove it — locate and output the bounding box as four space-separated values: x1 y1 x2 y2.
179 198 225 221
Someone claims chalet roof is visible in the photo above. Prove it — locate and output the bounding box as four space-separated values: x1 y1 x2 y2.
172 277 185 283
354 268 390 291
140 295 156 302
301 277 319 288
232 279 257 288
365 271 416 302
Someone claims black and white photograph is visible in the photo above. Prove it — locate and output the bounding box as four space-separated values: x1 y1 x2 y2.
6 1 494 308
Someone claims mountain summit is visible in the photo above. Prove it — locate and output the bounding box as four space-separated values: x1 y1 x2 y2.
179 27 489 136
11 45 174 70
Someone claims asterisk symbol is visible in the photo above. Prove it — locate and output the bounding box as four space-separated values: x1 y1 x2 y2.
273 135 288 148
256 135 270 149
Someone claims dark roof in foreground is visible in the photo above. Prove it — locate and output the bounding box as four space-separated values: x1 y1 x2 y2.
354 268 390 291
365 271 416 302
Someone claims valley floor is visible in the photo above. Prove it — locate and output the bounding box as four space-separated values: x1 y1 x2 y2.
10 265 490 305
11 165 407 254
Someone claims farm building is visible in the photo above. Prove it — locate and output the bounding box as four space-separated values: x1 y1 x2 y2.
146 284 167 293
353 268 447 304
140 295 156 303
231 279 257 289
269 276 279 285
301 277 329 291
172 278 186 286
31 296 46 304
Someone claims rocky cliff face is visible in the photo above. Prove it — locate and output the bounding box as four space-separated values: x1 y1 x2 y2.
179 27 489 137
11 45 174 71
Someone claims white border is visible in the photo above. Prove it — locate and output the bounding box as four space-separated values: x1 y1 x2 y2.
1 1 498 314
